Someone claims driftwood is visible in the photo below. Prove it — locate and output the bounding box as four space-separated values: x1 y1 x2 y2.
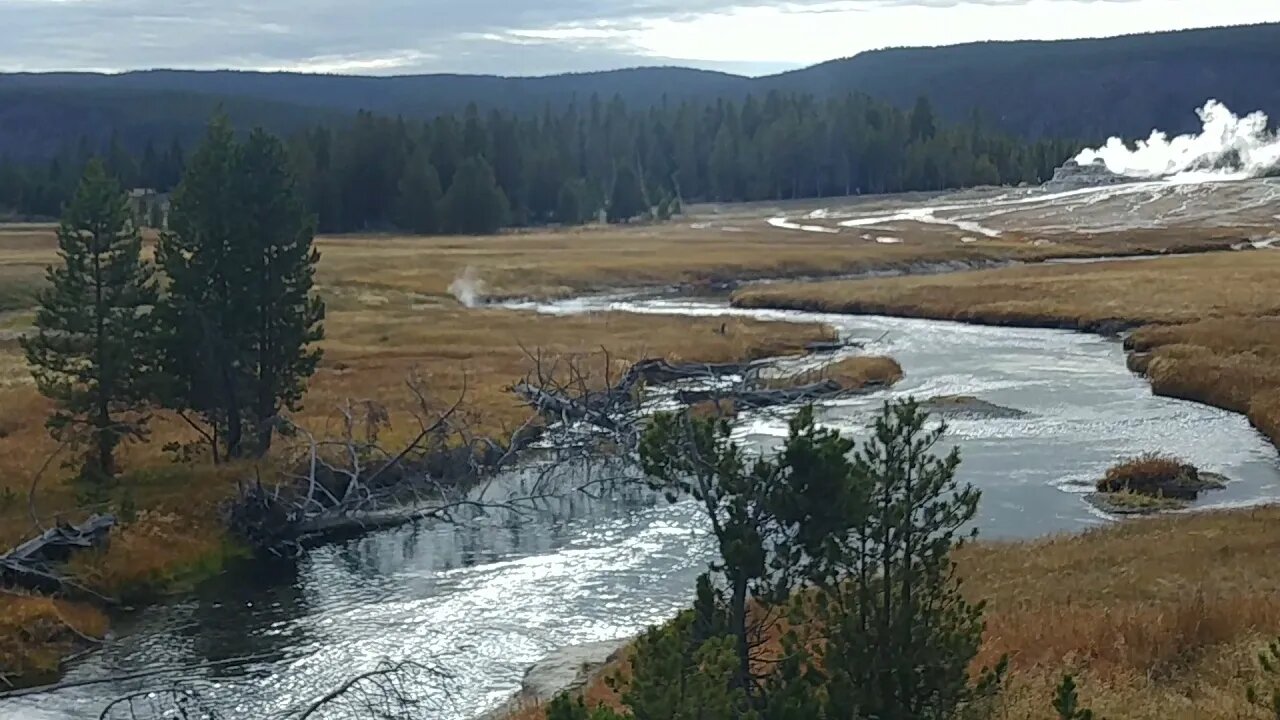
225 370 556 555
513 382 629 432
804 340 865 354
516 353 888 426
623 358 764 385
0 514 115 596
514 356 775 433
676 379 878 410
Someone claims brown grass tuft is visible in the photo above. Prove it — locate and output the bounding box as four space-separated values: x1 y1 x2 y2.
761 355 904 392
0 593 108 684
824 356 904 390
1097 453 1189 495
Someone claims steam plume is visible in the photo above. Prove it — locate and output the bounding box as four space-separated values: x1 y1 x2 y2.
449 266 488 308
1075 100 1280 180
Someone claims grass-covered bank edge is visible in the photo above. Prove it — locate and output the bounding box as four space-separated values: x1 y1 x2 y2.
732 251 1280 451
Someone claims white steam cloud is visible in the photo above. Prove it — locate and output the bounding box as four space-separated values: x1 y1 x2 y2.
1075 100 1280 180
448 266 488 308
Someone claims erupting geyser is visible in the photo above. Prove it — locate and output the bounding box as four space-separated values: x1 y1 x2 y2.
1074 100 1280 181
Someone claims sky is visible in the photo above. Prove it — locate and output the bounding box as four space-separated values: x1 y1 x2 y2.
2 0 1279 77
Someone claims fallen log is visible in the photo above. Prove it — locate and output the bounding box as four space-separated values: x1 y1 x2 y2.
677 379 865 410
0 514 115 596
4 515 115 565
513 382 630 431
625 358 765 386
804 340 865 354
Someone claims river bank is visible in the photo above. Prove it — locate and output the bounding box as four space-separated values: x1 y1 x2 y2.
505 505 1280 720
734 248 1280 448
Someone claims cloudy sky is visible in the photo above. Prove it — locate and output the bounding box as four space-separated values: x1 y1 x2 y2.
3 0 1278 77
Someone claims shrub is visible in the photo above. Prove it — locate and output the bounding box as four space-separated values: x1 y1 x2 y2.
1247 637 1280 719
760 356 903 392
1053 675 1102 720
1096 453 1194 496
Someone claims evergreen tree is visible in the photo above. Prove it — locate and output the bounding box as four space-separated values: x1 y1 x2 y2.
157 117 324 460
640 407 857 708
910 96 938 142
21 160 158 484
0 91 1082 232
821 400 1004 720
394 153 443 234
106 132 138 188
237 129 326 455
709 124 739 201
1053 675 1101 720
556 178 590 226
607 165 647 223
633 400 1003 720
156 116 245 461
442 155 509 235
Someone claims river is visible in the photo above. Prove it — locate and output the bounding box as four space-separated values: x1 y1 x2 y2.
7 295 1280 720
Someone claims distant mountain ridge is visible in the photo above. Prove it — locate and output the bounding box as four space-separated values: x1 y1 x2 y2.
3 23 1279 160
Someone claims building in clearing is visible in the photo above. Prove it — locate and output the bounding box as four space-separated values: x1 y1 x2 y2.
127 188 171 230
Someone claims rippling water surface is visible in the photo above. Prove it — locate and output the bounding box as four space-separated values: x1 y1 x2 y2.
9 297 1280 720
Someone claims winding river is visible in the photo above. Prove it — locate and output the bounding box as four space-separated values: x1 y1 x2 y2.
7 295 1280 720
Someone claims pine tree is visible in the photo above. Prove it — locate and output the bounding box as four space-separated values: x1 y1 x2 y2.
822 400 1004 720
639 407 854 708
394 152 443 234
157 117 323 460
21 160 158 484
1053 675 1101 720
607 165 646 223
237 129 325 455
910 96 938 142
442 155 509 235
156 115 245 461
709 124 739 201
556 178 589 225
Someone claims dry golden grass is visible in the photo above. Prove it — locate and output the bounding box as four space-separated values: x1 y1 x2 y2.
510 507 1280 720
314 224 1248 302
821 355 904 389
760 355 904 391
0 593 107 687
1098 453 1188 494
735 250 1280 329
735 250 1280 447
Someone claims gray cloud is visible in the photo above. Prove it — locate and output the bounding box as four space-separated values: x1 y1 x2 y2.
0 0 1229 76
1 0 804 74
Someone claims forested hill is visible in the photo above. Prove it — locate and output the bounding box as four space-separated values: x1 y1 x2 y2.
2 22 1278 159
768 23 1280 140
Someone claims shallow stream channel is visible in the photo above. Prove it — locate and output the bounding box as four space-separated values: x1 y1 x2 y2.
8 293 1280 720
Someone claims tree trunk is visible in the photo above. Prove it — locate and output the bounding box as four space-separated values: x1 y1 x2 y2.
730 572 752 702
91 228 114 480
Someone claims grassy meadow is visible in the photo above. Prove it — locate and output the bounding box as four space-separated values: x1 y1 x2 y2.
3 217 1280 711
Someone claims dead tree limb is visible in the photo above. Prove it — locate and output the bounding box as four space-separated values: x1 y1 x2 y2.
293 660 452 720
